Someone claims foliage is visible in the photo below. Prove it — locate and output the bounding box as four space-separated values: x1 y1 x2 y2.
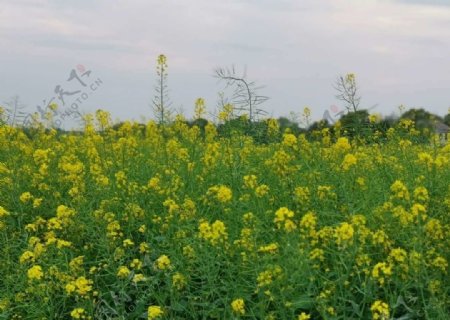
0 113 449 319
401 108 442 131
444 112 450 127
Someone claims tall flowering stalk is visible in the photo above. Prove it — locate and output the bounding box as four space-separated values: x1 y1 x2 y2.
152 54 173 124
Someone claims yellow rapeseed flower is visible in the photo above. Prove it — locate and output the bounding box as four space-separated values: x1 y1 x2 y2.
370 300 389 320
172 272 187 290
231 298 245 315
258 243 279 254
70 308 85 319
334 137 351 152
19 192 32 203
148 305 164 319
117 266 131 278
155 255 171 270
133 273 147 283
334 222 354 246
19 251 35 264
372 262 392 285
0 206 9 218
298 312 311 320
282 133 297 147
216 185 232 203
27 265 43 280
342 153 357 170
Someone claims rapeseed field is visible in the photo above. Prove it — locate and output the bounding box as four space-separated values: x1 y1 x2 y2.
0 112 448 319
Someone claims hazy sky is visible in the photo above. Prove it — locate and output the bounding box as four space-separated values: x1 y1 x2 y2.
1 0 449 128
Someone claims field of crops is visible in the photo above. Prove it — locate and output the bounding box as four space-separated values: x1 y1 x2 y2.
0 114 449 319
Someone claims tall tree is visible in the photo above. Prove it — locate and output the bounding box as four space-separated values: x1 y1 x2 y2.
214 65 269 123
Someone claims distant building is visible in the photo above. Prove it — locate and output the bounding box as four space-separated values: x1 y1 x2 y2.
435 122 449 143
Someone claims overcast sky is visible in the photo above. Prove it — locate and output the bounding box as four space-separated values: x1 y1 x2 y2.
1 0 449 128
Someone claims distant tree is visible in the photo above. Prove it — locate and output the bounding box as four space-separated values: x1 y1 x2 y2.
214 65 269 122
307 119 330 133
217 115 250 138
401 108 442 130
0 104 6 126
277 117 303 135
152 54 173 124
444 112 450 126
189 118 208 130
334 73 361 112
112 121 126 131
377 115 397 132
